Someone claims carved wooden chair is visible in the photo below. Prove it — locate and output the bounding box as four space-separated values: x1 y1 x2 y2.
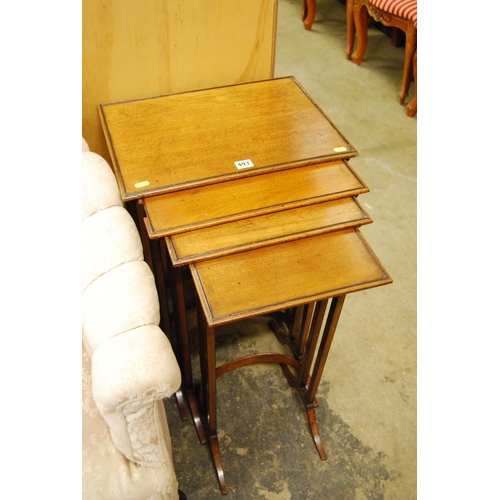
350 0 417 116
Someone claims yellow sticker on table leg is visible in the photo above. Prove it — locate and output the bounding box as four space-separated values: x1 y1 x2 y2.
134 181 150 188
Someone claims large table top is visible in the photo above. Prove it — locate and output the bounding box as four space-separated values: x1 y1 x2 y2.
99 77 357 201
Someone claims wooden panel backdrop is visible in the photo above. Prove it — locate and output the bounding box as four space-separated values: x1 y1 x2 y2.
82 0 278 162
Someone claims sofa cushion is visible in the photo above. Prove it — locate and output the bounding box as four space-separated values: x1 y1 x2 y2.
82 151 123 221
82 205 143 293
82 260 160 352
83 342 179 499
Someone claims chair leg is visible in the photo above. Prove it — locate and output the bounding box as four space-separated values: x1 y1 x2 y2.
399 24 416 105
302 0 316 30
351 0 369 65
346 0 356 59
406 50 417 117
391 27 404 47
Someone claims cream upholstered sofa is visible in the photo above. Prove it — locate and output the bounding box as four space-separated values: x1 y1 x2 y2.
82 138 184 499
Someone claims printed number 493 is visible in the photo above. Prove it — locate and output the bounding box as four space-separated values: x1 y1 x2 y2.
235 159 254 169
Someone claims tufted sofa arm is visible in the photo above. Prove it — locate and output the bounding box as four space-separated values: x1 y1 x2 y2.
92 324 181 466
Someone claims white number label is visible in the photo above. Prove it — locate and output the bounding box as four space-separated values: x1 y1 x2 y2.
234 159 254 169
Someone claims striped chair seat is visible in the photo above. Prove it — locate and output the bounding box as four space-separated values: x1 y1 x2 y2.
371 0 417 27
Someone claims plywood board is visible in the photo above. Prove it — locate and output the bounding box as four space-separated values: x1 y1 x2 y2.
82 0 278 161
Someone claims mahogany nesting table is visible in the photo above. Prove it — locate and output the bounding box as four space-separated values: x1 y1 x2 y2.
99 76 392 494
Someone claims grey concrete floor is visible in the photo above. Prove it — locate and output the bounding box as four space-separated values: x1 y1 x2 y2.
164 0 417 498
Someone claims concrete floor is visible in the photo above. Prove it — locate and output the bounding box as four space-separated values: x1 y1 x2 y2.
164 0 417 498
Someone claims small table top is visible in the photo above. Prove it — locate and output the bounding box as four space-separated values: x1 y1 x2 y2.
143 160 368 237
166 196 372 266
191 228 392 326
99 77 357 201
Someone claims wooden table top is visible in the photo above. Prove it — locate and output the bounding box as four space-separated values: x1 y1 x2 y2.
143 160 368 237
191 228 392 326
99 77 357 201
166 196 372 266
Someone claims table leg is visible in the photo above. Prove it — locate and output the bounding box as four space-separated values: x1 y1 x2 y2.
148 238 173 340
272 302 319 403
146 236 191 421
198 308 228 495
169 261 207 443
133 200 154 272
299 300 329 388
199 308 303 494
288 306 304 344
300 294 346 459
268 304 314 360
296 303 315 358
196 295 346 491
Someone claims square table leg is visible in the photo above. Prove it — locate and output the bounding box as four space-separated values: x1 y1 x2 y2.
298 295 346 460
147 236 191 422
197 306 228 494
294 303 316 358
169 260 207 444
268 304 314 360
146 232 207 442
